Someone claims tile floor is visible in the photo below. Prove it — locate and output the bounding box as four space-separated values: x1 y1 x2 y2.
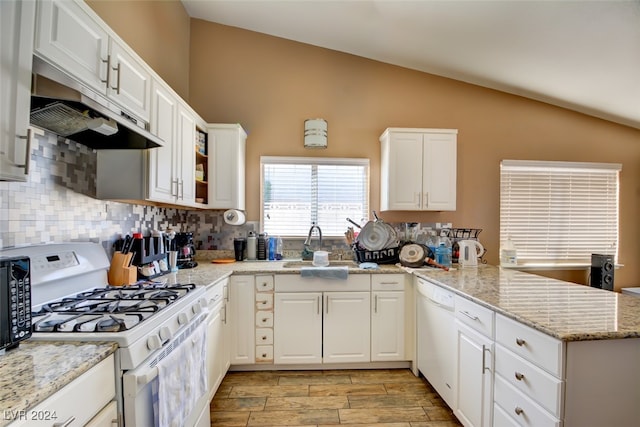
210 369 462 426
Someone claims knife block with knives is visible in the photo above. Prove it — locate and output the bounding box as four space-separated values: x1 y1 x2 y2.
108 251 137 286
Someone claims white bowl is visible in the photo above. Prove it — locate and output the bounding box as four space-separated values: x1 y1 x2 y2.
312 250 330 267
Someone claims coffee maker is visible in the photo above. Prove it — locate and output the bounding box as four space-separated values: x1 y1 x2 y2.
174 232 198 269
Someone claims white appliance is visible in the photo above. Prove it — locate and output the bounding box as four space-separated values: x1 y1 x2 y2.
458 240 484 268
0 243 209 427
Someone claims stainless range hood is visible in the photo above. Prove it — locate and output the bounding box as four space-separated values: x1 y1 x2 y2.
30 57 163 149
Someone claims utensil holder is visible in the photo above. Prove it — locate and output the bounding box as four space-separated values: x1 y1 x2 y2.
108 252 137 286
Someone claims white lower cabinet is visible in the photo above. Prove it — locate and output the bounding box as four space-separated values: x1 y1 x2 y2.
274 291 371 364
454 295 495 427
455 321 494 427
12 355 116 426
205 278 229 401
229 275 255 365
371 274 406 362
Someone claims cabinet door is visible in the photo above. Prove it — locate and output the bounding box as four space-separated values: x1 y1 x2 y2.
323 292 371 363
176 105 196 204
456 321 493 427
206 306 223 400
423 132 457 210
34 0 108 93
108 39 151 121
1 0 35 181
274 292 322 364
381 132 424 210
371 291 405 361
207 125 246 210
229 276 255 364
147 82 177 202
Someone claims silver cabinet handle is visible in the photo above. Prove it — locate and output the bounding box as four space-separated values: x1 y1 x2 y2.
481 345 491 374
100 55 110 87
514 407 524 416
171 179 179 197
325 295 329 314
416 192 421 208
111 62 121 94
317 296 320 315
424 192 429 208
53 416 75 427
178 179 184 199
374 295 378 313
15 128 31 173
515 372 525 381
516 338 526 346
460 310 479 321
222 305 227 324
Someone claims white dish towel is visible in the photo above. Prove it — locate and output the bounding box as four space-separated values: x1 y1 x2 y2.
155 320 208 427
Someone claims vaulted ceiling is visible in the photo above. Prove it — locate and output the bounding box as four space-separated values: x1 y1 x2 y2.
181 0 640 130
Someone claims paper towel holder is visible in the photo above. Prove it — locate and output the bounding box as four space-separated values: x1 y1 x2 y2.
224 209 246 225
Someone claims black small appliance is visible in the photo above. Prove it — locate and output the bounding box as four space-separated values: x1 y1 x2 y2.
175 232 198 269
590 253 614 290
1 256 32 352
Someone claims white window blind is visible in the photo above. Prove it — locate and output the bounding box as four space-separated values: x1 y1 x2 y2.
500 160 621 266
261 156 369 237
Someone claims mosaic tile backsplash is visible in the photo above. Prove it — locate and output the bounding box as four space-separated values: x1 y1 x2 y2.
1 131 456 260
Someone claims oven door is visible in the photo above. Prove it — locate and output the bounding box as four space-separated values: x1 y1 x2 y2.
122 312 209 427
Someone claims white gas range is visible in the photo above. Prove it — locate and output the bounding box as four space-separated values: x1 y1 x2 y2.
1 242 210 426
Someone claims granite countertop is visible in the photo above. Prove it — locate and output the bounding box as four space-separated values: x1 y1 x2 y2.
168 258 640 342
0 341 117 427
407 265 640 342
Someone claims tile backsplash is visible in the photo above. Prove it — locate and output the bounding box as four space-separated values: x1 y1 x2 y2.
1 130 455 259
0 131 251 255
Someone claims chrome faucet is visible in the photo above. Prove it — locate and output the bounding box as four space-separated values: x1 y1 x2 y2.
301 223 323 260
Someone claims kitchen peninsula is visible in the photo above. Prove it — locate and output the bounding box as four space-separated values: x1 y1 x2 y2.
176 260 640 427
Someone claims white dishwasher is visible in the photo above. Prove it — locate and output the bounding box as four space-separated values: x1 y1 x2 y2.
416 278 456 408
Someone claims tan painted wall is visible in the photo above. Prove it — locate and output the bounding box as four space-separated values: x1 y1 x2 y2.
189 21 640 289
84 3 639 289
86 0 191 101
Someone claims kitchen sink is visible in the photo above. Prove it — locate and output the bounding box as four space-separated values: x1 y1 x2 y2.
282 260 359 268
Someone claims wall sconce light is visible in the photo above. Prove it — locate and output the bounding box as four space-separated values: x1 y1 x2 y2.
304 118 328 148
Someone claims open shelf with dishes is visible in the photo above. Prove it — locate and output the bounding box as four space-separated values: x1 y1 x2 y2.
195 128 208 205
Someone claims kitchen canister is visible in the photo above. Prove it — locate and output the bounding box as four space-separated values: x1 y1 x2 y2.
224 209 246 225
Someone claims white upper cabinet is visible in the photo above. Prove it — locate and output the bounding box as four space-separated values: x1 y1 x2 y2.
207 124 247 210
34 0 151 122
176 103 197 205
1 0 35 181
147 81 178 203
380 128 457 211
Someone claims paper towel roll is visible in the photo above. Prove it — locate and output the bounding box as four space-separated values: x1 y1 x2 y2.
224 209 246 225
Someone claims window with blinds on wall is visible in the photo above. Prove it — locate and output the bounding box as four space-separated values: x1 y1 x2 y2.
500 160 621 267
261 157 370 237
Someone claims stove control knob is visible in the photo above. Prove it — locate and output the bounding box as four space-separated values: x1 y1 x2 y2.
192 303 203 315
178 313 188 325
159 326 172 342
147 334 162 350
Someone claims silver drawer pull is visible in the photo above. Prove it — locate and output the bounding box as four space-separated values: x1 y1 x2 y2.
516 338 526 346
53 416 76 427
261 336 267 340
261 318 268 322
262 353 267 358
460 310 479 321
515 372 525 381
514 407 524 416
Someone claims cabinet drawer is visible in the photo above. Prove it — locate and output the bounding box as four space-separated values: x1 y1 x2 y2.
495 345 563 418
371 274 405 291
496 314 564 377
256 345 273 362
455 295 494 338
256 328 273 345
275 274 370 292
494 375 561 427
493 402 521 427
256 275 274 291
256 311 273 327
256 293 273 310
